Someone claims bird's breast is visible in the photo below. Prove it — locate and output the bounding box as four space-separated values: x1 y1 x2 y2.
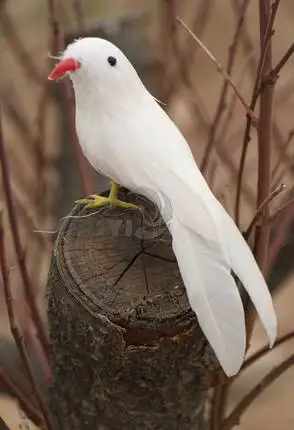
75 111 148 191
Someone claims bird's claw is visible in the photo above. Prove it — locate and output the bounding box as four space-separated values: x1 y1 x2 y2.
75 194 137 210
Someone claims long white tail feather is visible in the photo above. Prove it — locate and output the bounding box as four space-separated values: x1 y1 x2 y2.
170 217 246 376
218 202 277 346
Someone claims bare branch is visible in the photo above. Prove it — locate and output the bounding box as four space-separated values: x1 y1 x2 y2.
0 212 53 430
0 101 50 364
161 0 210 138
265 42 294 86
177 17 257 127
0 367 43 427
271 128 294 181
244 183 286 241
221 353 294 430
264 195 294 226
235 0 280 226
0 417 10 430
242 330 294 371
244 0 280 358
0 4 43 85
72 0 85 33
267 197 294 270
46 0 93 196
201 0 252 173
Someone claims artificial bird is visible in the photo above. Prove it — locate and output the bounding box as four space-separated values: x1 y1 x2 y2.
48 37 277 376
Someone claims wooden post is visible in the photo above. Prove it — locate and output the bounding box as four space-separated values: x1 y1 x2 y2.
46 189 220 430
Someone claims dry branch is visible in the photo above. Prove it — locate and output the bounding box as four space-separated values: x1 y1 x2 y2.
201 0 252 173
235 0 280 226
0 102 50 364
0 417 10 430
221 353 294 430
243 330 294 371
46 0 93 196
0 367 43 427
0 4 43 85
244 183 286 241
177 17 257 126
162 0 210 138
244 0 280 367
0 212 53 430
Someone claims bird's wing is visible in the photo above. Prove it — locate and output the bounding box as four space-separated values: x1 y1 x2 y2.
134 102 277 347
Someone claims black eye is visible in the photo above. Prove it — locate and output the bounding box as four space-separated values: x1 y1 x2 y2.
107 56 117 66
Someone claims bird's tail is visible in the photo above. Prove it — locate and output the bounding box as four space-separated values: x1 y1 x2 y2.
170 216 246 376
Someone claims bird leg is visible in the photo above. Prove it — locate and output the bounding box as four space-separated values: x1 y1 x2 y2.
75 181 137 209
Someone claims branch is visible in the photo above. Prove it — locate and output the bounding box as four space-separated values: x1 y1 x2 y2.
201 0 252 173
245 0 280 357
0 417 10 430
267 196 294 271
264 42 294 86
0 368 43 427
208 52 253 188
221 353 294 430
271 128 294 181
242 330 294 371
177 17 257 126
263 195 294 225
0 102 50 364
234 0 280 226
162 1 210 138
72 0 85 33
244 183 286 241
46 0 93 196
0 4 43 85
0 213 53 430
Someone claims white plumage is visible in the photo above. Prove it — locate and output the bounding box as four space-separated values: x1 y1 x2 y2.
49 37 277 376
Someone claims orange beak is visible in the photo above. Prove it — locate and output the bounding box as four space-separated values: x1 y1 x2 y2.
48 57 80 80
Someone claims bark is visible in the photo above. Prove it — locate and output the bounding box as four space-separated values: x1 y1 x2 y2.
46 189 220 430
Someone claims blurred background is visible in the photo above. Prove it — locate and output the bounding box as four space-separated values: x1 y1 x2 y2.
0 0 293 428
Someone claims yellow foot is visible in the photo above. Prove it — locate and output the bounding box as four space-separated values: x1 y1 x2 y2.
75 194 137 210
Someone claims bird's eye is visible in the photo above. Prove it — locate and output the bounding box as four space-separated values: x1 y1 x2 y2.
107 56 117 67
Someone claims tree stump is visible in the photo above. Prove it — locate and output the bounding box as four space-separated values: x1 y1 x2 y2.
46 188 220 430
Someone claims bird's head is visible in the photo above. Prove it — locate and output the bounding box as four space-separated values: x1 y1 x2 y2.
48 37 144 107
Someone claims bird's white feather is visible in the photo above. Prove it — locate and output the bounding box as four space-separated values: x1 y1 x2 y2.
54 37 277 376
170 217 246 376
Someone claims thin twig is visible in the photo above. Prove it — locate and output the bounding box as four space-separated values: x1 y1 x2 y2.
221 353 294 430
72 0 85 33
234 0 280 226
264 42 294 86
271 129 294 181
0 417 10 430
46 0 93 196
244 183 286 241
0 102 50 362
177 17 257 125
242 330 294 371
0 4 43 85
208 52 253 188
201 0 252 173
267 196 294 272
0 213 53 430
162 0 210 138
0 368 43 427
232 0 285 157
263 195 294 225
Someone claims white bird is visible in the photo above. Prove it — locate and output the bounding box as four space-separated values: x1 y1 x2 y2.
48 38 277 376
